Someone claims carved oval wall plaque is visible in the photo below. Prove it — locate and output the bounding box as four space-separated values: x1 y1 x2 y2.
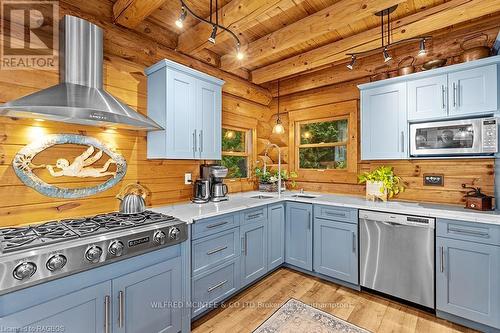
12 134 127 198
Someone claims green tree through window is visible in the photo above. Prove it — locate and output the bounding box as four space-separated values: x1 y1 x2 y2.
221 128 249 178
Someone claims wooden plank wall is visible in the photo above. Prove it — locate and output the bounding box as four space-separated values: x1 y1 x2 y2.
0 0 267 227
258 17 499 206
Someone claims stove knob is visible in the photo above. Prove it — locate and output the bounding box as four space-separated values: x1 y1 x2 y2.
46 254 67 272
108 241 125 257
153 231 166 245
85 245 103 263
13 262 37 280
169 227 181 240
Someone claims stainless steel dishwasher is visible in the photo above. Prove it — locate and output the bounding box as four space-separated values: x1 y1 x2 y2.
359 210 435 309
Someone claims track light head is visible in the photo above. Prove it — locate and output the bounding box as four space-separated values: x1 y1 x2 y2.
418 38 427 57
347 55 356 70
175 6 187 28
208 25 218 44
383 47 392 63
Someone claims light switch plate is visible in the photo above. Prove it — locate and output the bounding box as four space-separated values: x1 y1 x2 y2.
423 174 444 186
184 173 192 185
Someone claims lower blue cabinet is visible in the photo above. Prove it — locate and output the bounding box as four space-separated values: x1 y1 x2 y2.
240 220 268 287
313 218 358 285
112 257 183 333
436 236 500 329
285 202 312 271
268 203 285 270
0 281 110 333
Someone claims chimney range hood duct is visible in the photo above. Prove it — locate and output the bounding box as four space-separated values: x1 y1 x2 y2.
0 15 162 131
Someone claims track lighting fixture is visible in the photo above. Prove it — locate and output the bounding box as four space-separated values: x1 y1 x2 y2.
383 47 392 63
175 6 186 28
175 0 244 60
346 55 356 70
418 38 427 56
208 25 217 44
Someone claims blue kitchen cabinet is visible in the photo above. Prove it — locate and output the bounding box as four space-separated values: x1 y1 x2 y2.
313 218 358 285
240 219 268 286
360 82 407 160
268 203 285 270
146 59 224 160
0 281 111 333
448 64 497 117
285 202 312 271
112 257 183 333
408 75 448 121
436 236 500 329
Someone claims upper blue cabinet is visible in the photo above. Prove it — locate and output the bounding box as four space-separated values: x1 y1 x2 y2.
146 59 224 160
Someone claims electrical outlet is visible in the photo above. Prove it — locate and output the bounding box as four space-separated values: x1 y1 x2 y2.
184 173 192 185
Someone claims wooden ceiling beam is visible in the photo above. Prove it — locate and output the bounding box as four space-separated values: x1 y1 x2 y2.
113 0 167 28
251 0 500 84
220 0 406 71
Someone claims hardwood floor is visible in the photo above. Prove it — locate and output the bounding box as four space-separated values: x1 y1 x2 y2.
192 268 476 333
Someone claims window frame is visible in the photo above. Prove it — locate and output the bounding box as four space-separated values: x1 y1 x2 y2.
288 100 358 184
221 125 252 180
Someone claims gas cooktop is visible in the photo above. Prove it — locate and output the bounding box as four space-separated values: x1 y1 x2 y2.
0 211 187 295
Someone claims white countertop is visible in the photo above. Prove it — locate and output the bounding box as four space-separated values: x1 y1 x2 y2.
151 191 500 225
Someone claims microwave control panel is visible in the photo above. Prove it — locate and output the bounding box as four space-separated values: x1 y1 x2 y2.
482 118 498 153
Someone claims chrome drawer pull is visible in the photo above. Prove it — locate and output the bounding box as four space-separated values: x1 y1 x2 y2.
206 221 229 229
207 280 228 292
325 211 345 217
118 290 124 328
441 85 446 109
247 213 262 219
440 246 445 273
352 232 356 253
104 295 110 333
448 227 489 237
207 246 228 255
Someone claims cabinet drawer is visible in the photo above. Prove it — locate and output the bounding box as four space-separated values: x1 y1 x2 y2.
192 213 239 239
192 228 240 275
242 207 267 223
192 259 239 317
437 219 500 246
314 205 357 224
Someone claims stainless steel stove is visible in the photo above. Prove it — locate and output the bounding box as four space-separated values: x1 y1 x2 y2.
0 211 187 295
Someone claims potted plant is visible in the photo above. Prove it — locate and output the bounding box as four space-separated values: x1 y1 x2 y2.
255 168 298 192
358 166 405 201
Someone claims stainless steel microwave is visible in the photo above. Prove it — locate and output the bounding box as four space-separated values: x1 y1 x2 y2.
410 117 498 157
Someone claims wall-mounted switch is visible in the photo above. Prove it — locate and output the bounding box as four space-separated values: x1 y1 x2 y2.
185 173 192 185
423 174 444 186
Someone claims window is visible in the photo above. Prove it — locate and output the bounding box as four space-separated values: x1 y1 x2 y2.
297 117 348 170
221 127 251 178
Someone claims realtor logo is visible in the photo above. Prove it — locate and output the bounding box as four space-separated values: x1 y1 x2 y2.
0 0 58 70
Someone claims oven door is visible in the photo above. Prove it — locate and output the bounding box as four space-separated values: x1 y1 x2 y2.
410 119 482 156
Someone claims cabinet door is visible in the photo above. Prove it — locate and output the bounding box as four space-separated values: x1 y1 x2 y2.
436 237 500 328
408 75 448 121
166 68 198 159
313 218 358 285
268 203 285 270
285 202 312 271
361 82 407 160
1 281 110 333
113 257 182 333
448 65 498 117
197 80 222 160
240 221 268 286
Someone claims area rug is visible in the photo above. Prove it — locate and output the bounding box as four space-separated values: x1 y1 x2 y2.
253 298 370 333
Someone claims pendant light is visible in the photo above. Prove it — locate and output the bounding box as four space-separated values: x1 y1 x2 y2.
273 80 285 135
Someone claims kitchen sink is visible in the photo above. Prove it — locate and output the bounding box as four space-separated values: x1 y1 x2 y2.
290 194 319 199
249 195 275 199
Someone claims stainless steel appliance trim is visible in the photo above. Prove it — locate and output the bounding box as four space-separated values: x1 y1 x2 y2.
206 246 228 255
207 280 228 293
118 290 124 328
104 295 110 333
206 221 229 229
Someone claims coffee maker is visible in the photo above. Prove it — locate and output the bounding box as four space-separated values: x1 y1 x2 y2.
193 165 229 203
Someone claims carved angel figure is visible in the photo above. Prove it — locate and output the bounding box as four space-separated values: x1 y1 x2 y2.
46 146 117 178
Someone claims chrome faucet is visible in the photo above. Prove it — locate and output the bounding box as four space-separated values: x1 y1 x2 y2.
263 143 282 197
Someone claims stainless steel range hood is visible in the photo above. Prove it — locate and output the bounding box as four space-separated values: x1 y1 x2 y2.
0 15 162 131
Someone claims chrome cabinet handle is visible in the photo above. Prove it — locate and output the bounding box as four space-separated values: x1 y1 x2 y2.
104 295 110 333
441 85 446 109
308 211 311 230
448 227 489 237
207 246 228 255
325 211 345 217
352 232 356 253
440 246 444 273
244 234 247 255
207 280 228 293
118 290 124 328
199 130 203 153
453 82 457 107
247 213 262 220
192 130 197 156
241 236 245 254
401 131 405 152
206 221 228 229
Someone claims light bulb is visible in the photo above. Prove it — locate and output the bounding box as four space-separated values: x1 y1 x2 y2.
383 47 392 63
237 50 244 60
418 39 427 57
272 121 285 134
175 7 186 28
346 55 356 70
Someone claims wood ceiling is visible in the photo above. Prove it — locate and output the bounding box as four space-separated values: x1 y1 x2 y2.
112 0 500 85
